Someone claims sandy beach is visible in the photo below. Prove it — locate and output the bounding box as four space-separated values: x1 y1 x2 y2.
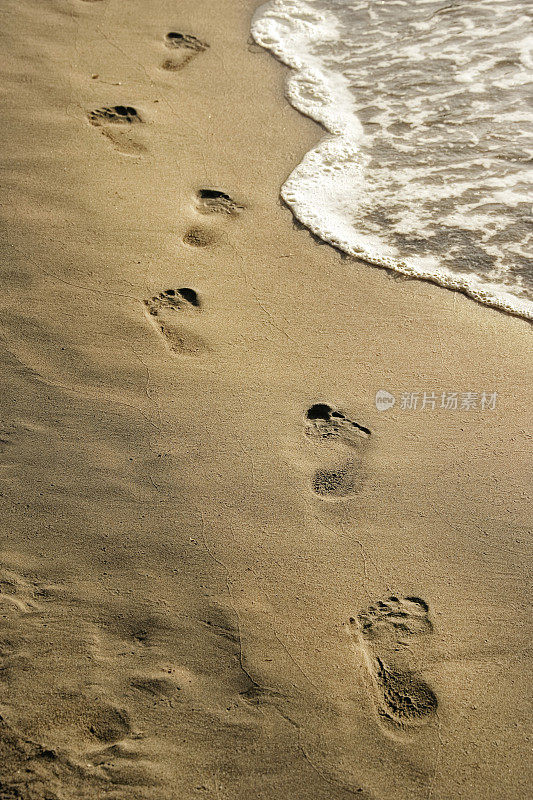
1 1 531 798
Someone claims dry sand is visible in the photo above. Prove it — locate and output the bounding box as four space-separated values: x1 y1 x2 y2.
1 1 531 798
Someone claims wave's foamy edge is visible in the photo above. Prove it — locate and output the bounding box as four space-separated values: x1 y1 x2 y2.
251 0 533 321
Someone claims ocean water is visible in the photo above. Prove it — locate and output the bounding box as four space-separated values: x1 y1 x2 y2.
251 0 533 319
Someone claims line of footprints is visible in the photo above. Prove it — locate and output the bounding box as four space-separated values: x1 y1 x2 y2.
140 189 241 355
86 30 239 353
87 30 209 155
84 13 439 744
305 405 438 730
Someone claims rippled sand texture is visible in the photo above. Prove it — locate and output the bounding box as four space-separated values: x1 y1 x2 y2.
252 0 533 317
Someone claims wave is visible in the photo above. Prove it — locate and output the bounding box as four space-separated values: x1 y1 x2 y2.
251 0 533 320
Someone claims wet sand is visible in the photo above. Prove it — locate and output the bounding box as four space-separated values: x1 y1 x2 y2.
0 1 531 798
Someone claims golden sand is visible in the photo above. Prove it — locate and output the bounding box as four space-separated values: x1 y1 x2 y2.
0 1 531 798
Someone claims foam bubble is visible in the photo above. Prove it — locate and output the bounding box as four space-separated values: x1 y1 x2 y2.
252 0 533 320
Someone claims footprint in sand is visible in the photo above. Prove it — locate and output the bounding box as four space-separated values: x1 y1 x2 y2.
87 105 146 155
89 743 157 789
182 188 244 246
161 31 209 72
312 460 362 498
85 702 158 789
196 189 243 216
348 596 438 731
129 675 182 707
0 712 153 796
144 287 208 355
0 565 42 615
305 403 370 499
87 704 132 744
305 403 371 444
182 226 218 248
0 716 82 799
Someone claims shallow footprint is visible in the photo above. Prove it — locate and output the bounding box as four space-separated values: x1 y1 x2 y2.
86 716 158 789
143 288 208 355
0 564 42 615
87 105 146 155
162 31 209 71
129 673 182 708
348 596 438 731
196 189 243 216
87 704 131 744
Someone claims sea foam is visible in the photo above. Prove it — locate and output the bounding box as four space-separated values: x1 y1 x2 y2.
252 0 533 320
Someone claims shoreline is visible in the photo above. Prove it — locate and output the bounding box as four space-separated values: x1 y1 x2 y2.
0 1 531 798
280 197 533 322
251 0 533 322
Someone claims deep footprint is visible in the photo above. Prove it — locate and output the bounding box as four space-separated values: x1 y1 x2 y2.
312 459 362 498
144 288 207 355
144 288 200 314
162 31 208 71
349 596 437 730
87 106 145 155
305 403 371 443
88 106 142 126
183 227 216 247
196 189 243 216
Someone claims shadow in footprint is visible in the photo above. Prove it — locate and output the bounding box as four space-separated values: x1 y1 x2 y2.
162 31 208 71
196 189 243 216
312 459 362 498
87 106 146 155
88 106 142 126
348 596 438 733
88 705 131 744
145 288 200 314
305 403 371 444
88 738 158 788
183 227 217 248
130 676 181 705
144 288 208 356
175 287 200 307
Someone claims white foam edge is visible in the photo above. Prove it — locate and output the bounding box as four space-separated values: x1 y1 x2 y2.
251 0 533 321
